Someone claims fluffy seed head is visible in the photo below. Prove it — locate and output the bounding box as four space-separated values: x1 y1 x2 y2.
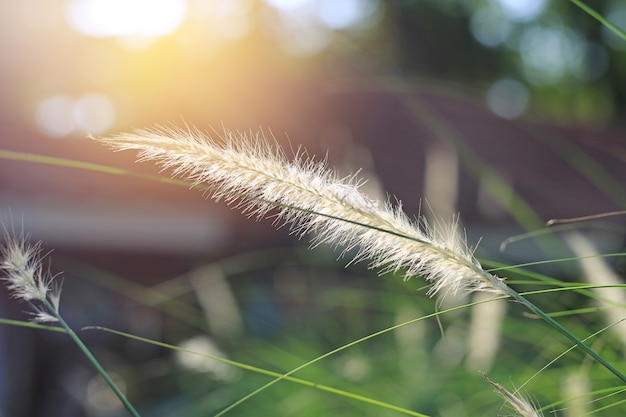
96 125 509 299
1 230 61 322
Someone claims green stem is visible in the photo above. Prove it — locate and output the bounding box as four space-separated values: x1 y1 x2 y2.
505 287 626 384
49 301 141 417
85 326 430 417
571 0 626 41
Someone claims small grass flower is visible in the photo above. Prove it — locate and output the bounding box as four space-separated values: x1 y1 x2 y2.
0 227 141 416
1 230 61 323
481 372 542 417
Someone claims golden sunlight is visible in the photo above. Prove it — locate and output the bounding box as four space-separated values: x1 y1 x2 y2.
66 0 187 38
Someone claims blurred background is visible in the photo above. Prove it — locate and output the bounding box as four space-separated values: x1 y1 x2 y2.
1 0 626 416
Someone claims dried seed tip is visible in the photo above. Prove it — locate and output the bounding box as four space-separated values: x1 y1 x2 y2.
481 372 542 417
0 230 62 323
546 210 626 226
96 125 509 299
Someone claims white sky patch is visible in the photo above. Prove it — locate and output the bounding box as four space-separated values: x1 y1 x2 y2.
519 24 586 85
66 0 187 38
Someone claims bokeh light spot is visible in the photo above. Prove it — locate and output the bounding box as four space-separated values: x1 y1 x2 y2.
470 5 512 47
190 0 251 40
317 0 377 30
66 0 187 38
176 336 239 381
86 372 126 412
35 93 116 138
264 0 311 10
74 93 116 135
279 23 331 56
486 79 530 119
603 5 626 51
263 0 381 55
267 5 332 56
497 0 547 22
36 95 76 138
519 25 586 85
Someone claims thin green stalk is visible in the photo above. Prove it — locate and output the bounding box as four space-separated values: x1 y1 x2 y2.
518 319 625 394
85 326 430 417
488 252 626 273
0 149 191 188
542 386 626 414
504 287 626 384
214 296 508 416
585 396 626 415
47 300 141 417
0 317 68 333
571 0 626 41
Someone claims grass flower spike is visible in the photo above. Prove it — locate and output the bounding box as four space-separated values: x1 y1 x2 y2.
481 372 542 417
96 125 508 299
0 231 61 323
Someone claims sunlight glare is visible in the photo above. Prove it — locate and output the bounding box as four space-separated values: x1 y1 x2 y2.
67 0 187 38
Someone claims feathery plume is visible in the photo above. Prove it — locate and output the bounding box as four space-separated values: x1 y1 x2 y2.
0 229 62 323
96 125 509 298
